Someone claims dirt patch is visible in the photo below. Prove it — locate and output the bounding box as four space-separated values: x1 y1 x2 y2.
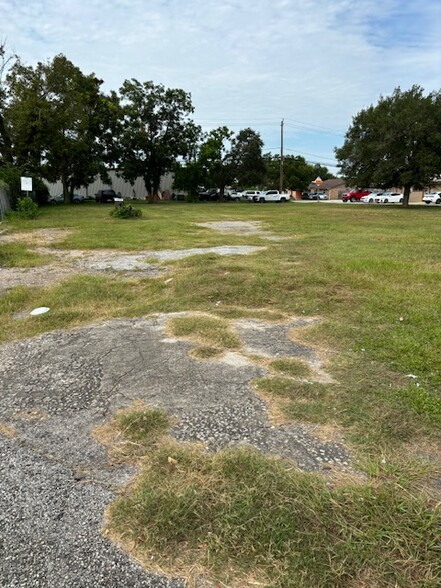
196 220 289 241
0 230 265 291
0 228 73 246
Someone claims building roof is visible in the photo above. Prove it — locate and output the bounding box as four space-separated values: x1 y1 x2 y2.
308 178 346 191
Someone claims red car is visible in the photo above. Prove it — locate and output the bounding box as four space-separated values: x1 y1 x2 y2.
342 189 371 202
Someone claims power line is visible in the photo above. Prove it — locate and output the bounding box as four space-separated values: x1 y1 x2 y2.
284 118 346 137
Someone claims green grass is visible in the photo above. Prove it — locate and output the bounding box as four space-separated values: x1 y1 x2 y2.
3 200 441 587
269 358 312 378
0 241 55 267
108 430 441 588
168 314 241 350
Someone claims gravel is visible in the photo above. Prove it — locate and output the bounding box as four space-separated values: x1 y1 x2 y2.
0 313 353 587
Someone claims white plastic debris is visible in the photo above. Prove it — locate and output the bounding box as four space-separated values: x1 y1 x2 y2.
30 307 50 316
406 374 418 379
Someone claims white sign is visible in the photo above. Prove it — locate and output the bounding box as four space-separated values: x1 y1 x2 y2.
20 176 33 192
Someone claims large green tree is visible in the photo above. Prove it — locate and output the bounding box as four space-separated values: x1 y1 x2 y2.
6 54 113 202
335 86 441 205
116 79 199 201
230 127 265 187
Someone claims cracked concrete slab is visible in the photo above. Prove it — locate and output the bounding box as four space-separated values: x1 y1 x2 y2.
0 313 350 587
0 244 265 291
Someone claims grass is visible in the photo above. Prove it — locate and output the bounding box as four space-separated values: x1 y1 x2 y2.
108 413 441 588
168 314 241 351
2 200 441 586
0 241 55 267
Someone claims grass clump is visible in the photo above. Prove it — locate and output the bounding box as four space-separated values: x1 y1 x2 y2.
269 357 312 378
169 315 241 351
108 442 441 588
115 408 170 445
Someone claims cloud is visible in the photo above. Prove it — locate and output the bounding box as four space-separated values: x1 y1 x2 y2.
1 0 440 168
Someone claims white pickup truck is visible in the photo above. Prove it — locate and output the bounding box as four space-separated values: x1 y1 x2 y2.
253 190 291 203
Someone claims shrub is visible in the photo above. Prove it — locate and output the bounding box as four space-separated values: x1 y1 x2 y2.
16 196 39 219
110 203 142 219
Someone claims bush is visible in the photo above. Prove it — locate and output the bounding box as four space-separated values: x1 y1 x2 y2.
110 203 142 219
16 196 39 219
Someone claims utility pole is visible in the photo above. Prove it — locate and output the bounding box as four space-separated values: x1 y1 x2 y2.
279 118 284 193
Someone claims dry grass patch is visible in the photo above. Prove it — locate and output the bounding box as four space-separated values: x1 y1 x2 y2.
1 228 73 247
167 314 241 352
0 421 16 438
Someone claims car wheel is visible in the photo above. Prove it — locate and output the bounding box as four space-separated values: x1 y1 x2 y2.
436 199 441 204
399 198 403 203
384 199 389 203
259 197 265 203
234 197 241 202
369 198 373 203
280 197 287 202
350 197 356 202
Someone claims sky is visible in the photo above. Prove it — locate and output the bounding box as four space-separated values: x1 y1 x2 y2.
1 0 440 173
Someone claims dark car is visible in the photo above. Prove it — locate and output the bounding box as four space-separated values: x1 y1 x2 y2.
95 189 118 203
198 188 220 201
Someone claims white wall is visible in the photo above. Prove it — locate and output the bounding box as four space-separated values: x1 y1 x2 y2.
45 170 174 199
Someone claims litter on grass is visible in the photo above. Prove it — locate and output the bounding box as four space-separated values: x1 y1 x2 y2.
30 307 50 316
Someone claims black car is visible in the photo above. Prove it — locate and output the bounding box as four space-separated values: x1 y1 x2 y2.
95 189 118 203
198 188 220 201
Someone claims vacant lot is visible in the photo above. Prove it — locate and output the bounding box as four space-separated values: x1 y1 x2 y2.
0 201 440 587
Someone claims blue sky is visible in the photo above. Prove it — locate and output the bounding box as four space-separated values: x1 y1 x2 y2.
1 0 440 173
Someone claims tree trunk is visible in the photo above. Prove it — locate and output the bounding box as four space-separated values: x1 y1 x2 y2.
0 114 13 165
402 185 411 207
61 174 69 203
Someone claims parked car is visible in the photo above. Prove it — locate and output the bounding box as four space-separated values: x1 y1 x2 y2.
305 192 329 200
360 192 382 203
422 192 441 205
240 190 262 201
198 188 218 201
375 192 403 204
49 193 85 204
342 189 371 202
225 189 243 202
95 189 119 203
253 190 290 203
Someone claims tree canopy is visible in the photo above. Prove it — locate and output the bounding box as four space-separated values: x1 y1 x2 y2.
115 79 200 200
335 86 441 205
5 54 114 202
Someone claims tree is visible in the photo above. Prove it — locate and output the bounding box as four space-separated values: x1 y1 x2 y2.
0 41 17 166
335 86 441 205
5 54 113 202
174 126 265 200
197 126 235 198
230 128 265 187
116 79 199 201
